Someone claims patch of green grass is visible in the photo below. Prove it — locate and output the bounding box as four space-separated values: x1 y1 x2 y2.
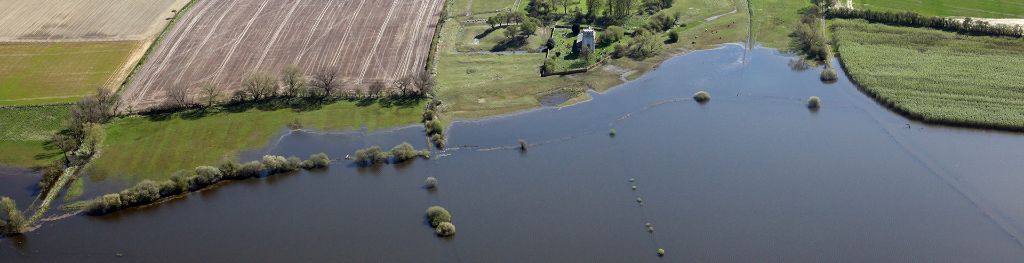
451 0 518 16
750 0 811 49
87 100 423 181
0 41 139 106
833 19 1024 130
0 105 69 167
854 0 1024 18
456 24 549 53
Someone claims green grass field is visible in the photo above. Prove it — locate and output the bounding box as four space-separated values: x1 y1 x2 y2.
854 0 1024 18
833 19 1024 130
751 0 812 49
455 24 550 53
0 106 69 167
0 41 138 106
86 100 424 181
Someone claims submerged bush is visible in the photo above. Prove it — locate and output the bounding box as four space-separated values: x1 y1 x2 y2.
237 161 264 179
354 146 389 165
262 155 291 173
1 197 27 234
286 156 302 171
169 170 192 192
693 91 711 103
303 153 331 169
657 248 666 257
391 142 429 162
86 194 123 215
426 206 452 227
193 166 224 188
518 139 528 151
425 177 438 189
609 129 617 137
820 67 838 82
119 180 161 206
808 96 821 109
431 134 446 149
435 222 457 237
218 160 241 179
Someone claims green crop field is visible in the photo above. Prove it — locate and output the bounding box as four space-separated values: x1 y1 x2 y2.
854 0 1024 18
833 19 1024 130
0 105 69 167
87 100 424 181
0 41 139 106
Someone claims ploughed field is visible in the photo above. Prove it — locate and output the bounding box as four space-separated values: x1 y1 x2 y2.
0 0 189 41
121 0 445 111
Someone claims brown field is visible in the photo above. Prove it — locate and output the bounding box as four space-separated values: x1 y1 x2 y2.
121 0 445 110
0 0 190 42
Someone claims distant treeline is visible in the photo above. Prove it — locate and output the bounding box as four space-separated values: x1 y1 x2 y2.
826 8 1024 38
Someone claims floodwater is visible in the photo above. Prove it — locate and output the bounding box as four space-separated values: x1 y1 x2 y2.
4 45 1024 262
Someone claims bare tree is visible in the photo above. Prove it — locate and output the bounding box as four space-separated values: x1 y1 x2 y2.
394 76 412 97
167 85 191 109
241 72 277 101
368 80 386 98
201 83 220 108
311 69 339 98
412 71 436 96
281 65 306 97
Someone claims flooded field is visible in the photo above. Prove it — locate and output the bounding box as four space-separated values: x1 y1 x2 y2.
4 45 1024 262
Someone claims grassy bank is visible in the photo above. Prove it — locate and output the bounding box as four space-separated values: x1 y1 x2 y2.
87 99 423 181
853 0 1024 18
750 0 812 49
0 41 139 106
833 19 1024 130
435 0 750 118
0 105 68 167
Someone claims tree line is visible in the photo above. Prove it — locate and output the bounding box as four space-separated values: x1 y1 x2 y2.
826 8 1024 38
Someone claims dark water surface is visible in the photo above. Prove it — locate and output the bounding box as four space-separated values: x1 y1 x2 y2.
4 45 1024 262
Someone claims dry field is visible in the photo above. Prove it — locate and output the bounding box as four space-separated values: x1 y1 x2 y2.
121 0 445 110
0 0 190 42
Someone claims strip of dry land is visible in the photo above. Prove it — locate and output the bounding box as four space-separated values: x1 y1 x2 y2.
120 0 445 111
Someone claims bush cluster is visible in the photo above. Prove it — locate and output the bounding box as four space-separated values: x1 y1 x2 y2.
426 206 457 237
423 98 446 149
0 197 27 235
425 177 438 189
820 67 838 82
808 96 822 109
86 153 329 215
354 143 430 165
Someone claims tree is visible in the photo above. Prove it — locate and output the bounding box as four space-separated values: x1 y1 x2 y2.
394 76 412 97
627 29 663 59
486 16 498 29
412 71 435 96
241 72 277 101
70 88 118 130
520 19 539 36
311 69 339 98
505 24 521 39
599 25 625 45
580 44 594 62
166 85 191 109
281 65 306 97
607 0 634 20
586 0 604 19
368 80 386 98
201 83 220 108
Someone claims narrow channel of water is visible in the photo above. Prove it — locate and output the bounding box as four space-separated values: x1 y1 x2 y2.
4 45 1024 262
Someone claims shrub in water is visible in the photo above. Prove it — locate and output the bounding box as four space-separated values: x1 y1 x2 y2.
808 96 821 109
87 194 123 215
262 155 290 173
194 166 224 185
820 67 838 82
354 146 391 165
218 160 241 179
609 129 616 137
286 156 302 171
426 120 444 135
237 161 264 178
391 142 428 162
431 134 446 149
119 180 161 206
304 153 331 169
158 180 181 196
657 248 665 257
1 197 26 234
693 91 711 103
169 170 192 192
436 222 457 237
426 206 452 227
518 139 528 151
425 177 438 189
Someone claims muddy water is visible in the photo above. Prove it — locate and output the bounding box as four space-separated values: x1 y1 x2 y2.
5 45 1024 262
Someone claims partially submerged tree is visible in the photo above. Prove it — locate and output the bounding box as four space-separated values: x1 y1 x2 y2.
1 197 27 235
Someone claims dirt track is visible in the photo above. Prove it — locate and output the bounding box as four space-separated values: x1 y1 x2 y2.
121 0 445 110
0 0 189 42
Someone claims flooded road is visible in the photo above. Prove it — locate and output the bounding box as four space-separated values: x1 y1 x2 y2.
4 45 1024 262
